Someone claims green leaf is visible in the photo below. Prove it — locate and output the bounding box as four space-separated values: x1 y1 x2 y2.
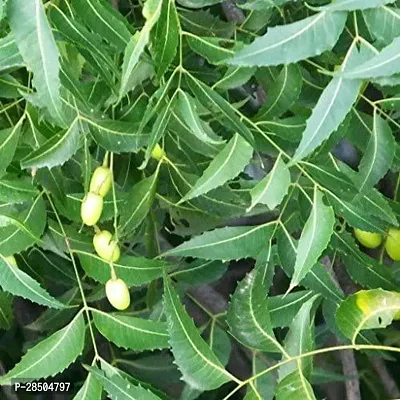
0 254 65 309
8 0 65 125
186 35 241 64
178 133 253 203
0 291 13 330
119 170 159 236
0 195 47 255
357 111 395 192
73 370 103 400
343 36 400 79
214 66 255 90
228 12 347 66
318 0 395 11
92 308 169 351
292 42 370 163
256 64 302 120
177 0 222 7
153 0 179 78
336 289 400 343
331 231 398 291
326 191 389 233
268 290 315 328
248 155 291 212
176 90 223 146
84 116 149 153
87 365 162 400
276 370 316 400
363 6 400 45
0 177 38 204
0 313 85 384
163 277 232 390
186 74 254 145
72 0 131 51
171 259 228 285
164 222 275 261
0 119 23 173
227 244 285 353
21 118 80 170
0 33 24 71
119 0 163 98
279 296 318 380
289 189 335 290
49 5 118 86
140 95 177 169
76 251 166 286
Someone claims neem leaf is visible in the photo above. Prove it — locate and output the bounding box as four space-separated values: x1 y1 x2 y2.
0 313 85 384
0 255 65 309
86 365 161 400
76 251 166 286
318 0 395 11
248 155 291 212
227 244 285 353
289 189 335 290
357 111 395 192
164 222 275 261
92 309 169 351
178 133 253 203
163 277 232 390
336 289 400 343
8 0 65 125
153 0 179 78
21 118 80 169
227 12 347 67
119 0 162 99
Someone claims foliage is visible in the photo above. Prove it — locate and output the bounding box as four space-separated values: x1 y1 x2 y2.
0 0 400 399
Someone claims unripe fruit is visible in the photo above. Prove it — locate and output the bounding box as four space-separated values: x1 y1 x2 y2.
89 166 112 197
385 228 400 261
93 230 120 262
81 192 103 226
106 278 130 310
5 255 17 267
354 228 382 249
151 144 165 161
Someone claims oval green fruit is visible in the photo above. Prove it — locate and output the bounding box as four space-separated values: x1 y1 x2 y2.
385 228 400 261
81 192 103 226
89 166 112 197
151 144 165 161
106 278 130 310
354 228 382 249
93 230 120 262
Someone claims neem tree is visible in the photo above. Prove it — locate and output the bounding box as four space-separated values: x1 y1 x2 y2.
0 0 400 399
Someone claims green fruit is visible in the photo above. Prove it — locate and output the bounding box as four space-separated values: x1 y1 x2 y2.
106 278 130 310
81 192 103 226
354 228 382 249
151 144 165 161
93 230 120 262
5 255 17 267
385 228 400 261
89 166 112 197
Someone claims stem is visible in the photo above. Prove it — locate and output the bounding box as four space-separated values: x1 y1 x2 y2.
45 191 100 359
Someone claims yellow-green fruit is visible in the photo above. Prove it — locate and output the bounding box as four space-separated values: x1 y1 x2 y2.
106 278 130 310
385 228 400 261
354 228 383 249
89 166 112 197
5 255 17 267
93 230 120 262
81 192 103 226
151 144 165 161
